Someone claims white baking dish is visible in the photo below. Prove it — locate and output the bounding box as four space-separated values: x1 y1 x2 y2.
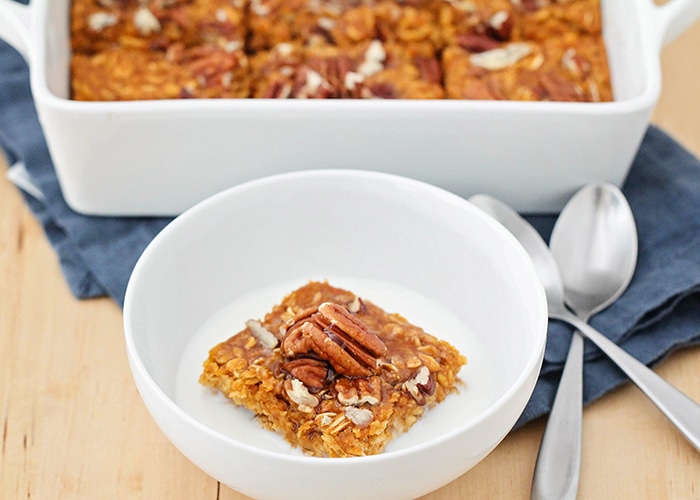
1 0 699 216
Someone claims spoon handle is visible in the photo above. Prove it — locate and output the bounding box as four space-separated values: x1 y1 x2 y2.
554 311 700 452
531 333 583 500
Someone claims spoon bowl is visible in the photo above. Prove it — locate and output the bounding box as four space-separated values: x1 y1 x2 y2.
551 184 638 320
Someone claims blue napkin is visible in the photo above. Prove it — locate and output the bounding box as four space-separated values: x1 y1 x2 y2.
1 39 699 427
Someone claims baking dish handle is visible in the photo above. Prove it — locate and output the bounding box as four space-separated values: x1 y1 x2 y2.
0 0 31 61
653 0 700 48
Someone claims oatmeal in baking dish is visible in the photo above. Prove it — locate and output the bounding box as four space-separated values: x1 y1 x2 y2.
199 281 466 457
70 0 612 102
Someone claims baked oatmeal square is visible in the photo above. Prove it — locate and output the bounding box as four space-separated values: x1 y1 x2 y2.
250 39 443 98
517 0 604 42
246 0 443 52
437 0 516 48
71 44 251 100
199 281 466 457
71 0 247 54
442 32 610 102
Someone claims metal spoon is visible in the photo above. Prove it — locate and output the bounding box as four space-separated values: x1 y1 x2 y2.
530 183 638 500
468 193 700 457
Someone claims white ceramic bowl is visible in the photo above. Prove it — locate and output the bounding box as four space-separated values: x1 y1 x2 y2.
123 170 547 500
1 0 699 216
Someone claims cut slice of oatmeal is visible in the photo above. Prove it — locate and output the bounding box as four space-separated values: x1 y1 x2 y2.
199 281 466 458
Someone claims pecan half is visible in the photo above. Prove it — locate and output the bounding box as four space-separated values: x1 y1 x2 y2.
317 302 387 358
280 325 313 357
281 302 388 377
302 322 372 377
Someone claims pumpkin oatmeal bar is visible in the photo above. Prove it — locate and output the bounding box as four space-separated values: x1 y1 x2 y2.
250 40 443 98
442 31 611 101
71 44 251 100
71 0 247 54
440 0 611 101
246 0 443 52
199 281 466 458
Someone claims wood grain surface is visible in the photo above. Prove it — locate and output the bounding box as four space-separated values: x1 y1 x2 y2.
1 20 700 500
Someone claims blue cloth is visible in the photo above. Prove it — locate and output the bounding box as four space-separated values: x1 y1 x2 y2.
1 39 699 427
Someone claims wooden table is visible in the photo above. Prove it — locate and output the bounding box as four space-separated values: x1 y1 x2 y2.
2 25 700 500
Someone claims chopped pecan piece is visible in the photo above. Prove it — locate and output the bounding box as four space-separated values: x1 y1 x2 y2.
284 378 320 412
365 81 398 99
403 366 435 405
335 376 382 406
469 42 532 70
344 406 373 427
488 10 513 41
346 296 363 313
456 33 500 53
415 56 442 85
561 48 591 80
245 319 279 349
539 71 583 101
